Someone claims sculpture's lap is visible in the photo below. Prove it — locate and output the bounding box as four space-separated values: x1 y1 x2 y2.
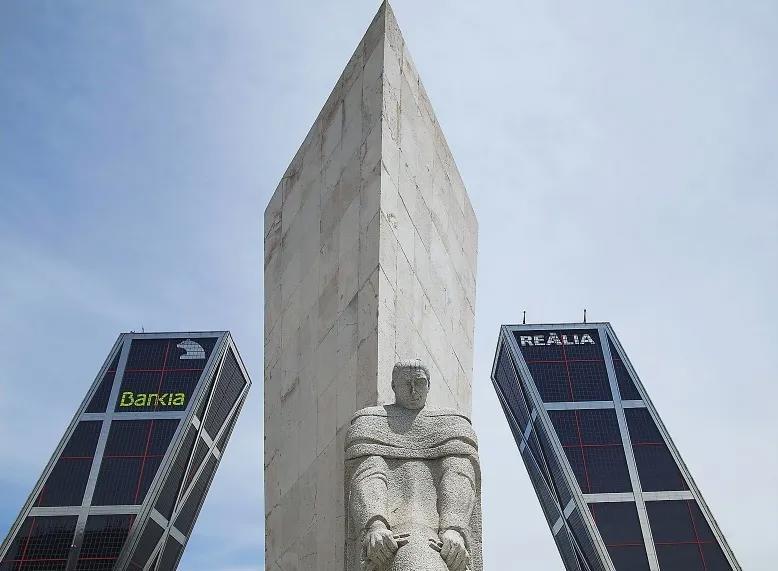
346 399 481 570
388 527 448 571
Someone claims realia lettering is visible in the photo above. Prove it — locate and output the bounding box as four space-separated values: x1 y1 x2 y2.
119 391 186 408
519 333 595 347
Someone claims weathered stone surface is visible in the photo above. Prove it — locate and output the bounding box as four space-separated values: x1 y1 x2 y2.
345 360 481 571
264 3 477 569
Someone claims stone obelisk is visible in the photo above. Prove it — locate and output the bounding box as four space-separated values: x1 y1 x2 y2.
264 3 478 569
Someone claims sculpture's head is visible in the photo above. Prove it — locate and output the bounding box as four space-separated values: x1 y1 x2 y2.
391 359 430 410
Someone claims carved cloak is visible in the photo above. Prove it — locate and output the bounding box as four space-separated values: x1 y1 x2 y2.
344 405 482 571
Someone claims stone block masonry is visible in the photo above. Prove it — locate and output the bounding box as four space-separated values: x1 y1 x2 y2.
264 3 478 569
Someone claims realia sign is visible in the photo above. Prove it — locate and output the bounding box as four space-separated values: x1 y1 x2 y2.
519 332 596 347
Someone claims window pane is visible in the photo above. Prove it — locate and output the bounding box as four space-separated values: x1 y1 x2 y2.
646 500 733 571
516 330 611 402
158 537 183 570
203 350 246 437
174 456 217 535
155 427 197 519
86 353 120 413
93 420 179 505
625 409 687 491
75 514 135 571
608 340 641 401
127 520 164 570
550 410 631 494
0 516 76 570
590 502 649 570
493 346 531 429
568 508 607 571
36 421 101 507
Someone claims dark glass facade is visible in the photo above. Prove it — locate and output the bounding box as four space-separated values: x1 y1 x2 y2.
0 516 77 571
36 422 102 508
0 332 251 571
491 323 740 571
549 409 632 494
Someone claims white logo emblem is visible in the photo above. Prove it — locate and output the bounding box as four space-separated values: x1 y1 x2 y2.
177 339 205 360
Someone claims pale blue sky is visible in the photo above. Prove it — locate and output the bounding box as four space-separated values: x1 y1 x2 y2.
1 1 776 569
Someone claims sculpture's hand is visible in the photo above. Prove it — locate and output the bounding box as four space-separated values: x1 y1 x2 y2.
437 529 470 571
363 524 409 569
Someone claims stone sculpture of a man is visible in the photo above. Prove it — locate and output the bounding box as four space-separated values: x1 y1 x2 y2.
345 360 482 571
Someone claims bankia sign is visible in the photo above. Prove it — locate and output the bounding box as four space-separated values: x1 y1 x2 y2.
114 336 218 412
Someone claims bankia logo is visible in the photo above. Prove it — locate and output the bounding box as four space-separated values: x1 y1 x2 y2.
119 391 186 408
519 332 596 347
177 339 205 360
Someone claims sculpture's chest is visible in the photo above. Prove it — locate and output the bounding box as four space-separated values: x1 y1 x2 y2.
385 458 441 533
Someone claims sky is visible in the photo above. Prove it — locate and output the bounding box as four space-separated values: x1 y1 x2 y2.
0 1 776 569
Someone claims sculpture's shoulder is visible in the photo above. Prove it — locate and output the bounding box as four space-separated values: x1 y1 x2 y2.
423 407 472 424
424 408 479 449
350 405 472 424
351 405 389 422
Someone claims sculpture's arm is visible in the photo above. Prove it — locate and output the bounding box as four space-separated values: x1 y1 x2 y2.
349 455 390 532
438 455 477 542
436 455 477 571
350 455 409 568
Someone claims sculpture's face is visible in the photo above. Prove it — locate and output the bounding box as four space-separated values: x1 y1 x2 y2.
392 369 430 410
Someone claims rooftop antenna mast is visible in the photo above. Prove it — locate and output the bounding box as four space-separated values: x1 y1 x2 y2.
522 310 526 325
583 309 587 324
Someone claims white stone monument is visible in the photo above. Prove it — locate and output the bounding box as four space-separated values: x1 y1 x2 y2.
264 2 478 569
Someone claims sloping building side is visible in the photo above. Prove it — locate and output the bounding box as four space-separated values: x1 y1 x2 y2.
0 332 251 571
491 323 740 571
